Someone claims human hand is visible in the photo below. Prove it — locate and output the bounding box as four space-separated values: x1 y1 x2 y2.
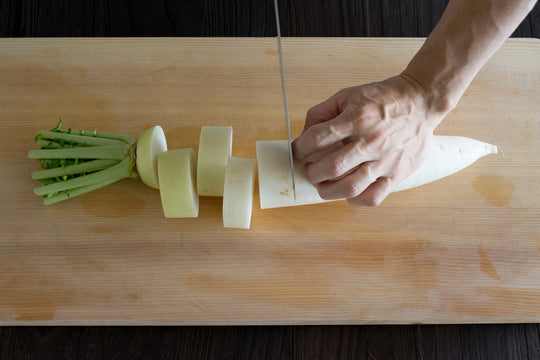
292 75 449 206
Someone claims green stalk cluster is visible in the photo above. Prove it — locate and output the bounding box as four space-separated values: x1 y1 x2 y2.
28 120 139 205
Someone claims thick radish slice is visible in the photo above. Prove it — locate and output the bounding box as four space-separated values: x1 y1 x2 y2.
256 136 498 209
158 149 199 218
223 157 256 229
197 126 233 196
136 125 167 189
256 140 318 209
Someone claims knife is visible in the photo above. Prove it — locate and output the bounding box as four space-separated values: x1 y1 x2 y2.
273 0 297 201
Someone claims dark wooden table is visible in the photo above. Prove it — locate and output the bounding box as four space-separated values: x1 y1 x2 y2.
1 1 539 358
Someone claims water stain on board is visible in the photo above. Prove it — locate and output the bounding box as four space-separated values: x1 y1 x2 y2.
265 49 280 56
0 265 58 321
79 187 145 217
471 174 515 207
478 245 501 281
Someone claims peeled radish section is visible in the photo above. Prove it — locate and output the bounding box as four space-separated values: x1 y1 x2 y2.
136 125 167 189
256 140 320 209
158 149 199 218
223 157 256 229
392 136 498 192
256 136 498 209
197 126 233 196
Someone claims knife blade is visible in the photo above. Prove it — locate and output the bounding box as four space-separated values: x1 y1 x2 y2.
273 0 296 201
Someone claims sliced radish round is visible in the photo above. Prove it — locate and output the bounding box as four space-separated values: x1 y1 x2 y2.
136 125 167 189
223 157 256 229
197 126 233 196
158 149 199 218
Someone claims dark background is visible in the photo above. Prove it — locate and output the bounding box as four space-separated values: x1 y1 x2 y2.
1 0 539 37
1 0 539 358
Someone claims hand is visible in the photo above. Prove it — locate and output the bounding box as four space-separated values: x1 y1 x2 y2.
292 75 448 206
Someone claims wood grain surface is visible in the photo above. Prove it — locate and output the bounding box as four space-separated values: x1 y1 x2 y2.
0 37 538 325
1 0 539 357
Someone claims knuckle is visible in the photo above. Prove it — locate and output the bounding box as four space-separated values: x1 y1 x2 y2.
327 122 341 137
350 107 367 122
306 106 318 120
327 157 347 178
349 109 374 132
310 129 328 149
362 161 376 178
343 181 363 199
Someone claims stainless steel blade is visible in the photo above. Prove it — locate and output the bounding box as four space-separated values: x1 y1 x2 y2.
273 0 296 201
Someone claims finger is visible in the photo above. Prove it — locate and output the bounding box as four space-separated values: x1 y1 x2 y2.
303 94 342 133
347 176 393 207
304 140 373 184
315 161 382 200
293 110 356 160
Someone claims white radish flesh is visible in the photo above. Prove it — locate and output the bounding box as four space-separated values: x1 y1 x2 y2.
136 125 167 189
197 126 233 196
256 136 498 209
158 148 199 218
223 157 256 229
392 136 498 192
256 140 321 209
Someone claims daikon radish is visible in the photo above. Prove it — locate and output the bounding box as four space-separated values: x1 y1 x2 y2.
256 136 498 209
197 126 233 196
158 148 199 218
223 157 256 229
136 125 167 189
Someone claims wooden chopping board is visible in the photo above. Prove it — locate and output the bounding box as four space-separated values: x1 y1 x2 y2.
0 38 539 325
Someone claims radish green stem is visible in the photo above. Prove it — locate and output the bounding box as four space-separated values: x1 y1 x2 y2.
34 157 134 196
43 179 120 205
35 139 72 148
90 132 136 145
37 131 126 146
29 120 140 204
28 144 131 160
64 130 135 145
32 159 119 180
47 121 136 145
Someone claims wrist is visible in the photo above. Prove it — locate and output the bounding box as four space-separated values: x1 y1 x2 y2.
399 68 461 118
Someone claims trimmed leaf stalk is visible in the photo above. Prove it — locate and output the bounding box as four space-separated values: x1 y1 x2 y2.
28 120 139 204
